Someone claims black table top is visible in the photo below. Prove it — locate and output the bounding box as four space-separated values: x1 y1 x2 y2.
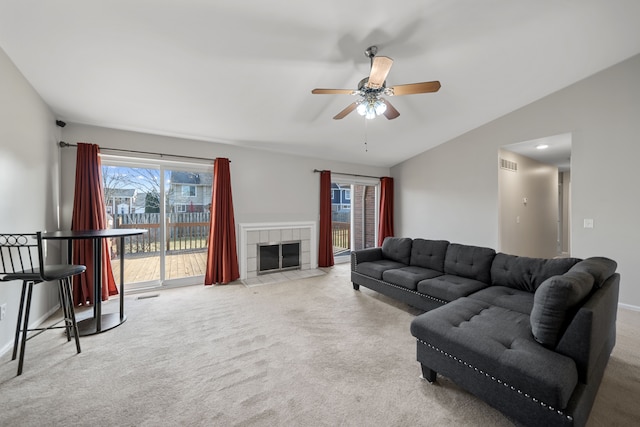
41 228 148 240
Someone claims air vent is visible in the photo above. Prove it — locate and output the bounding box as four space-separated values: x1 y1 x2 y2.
500 158 518 172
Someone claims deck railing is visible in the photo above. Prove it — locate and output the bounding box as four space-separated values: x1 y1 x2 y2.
109 214 353 257
332 221 350 254
111 213 209 256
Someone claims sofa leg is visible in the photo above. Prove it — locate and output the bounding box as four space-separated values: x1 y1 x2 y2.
421 365 437 383
352 283 360 290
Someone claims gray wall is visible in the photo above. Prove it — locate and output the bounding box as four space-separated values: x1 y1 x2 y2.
0 47 62 354
392 53 640 309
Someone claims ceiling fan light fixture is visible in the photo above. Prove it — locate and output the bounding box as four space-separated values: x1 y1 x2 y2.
356 97 387 119
374 99 387 115
360 101 376 119
356 101 367 116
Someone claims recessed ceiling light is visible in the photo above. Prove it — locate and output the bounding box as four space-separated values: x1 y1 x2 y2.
536 144 549 150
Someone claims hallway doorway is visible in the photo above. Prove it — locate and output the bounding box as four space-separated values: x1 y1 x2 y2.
498 133 571 258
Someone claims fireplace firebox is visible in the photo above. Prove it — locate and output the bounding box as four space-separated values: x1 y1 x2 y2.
257 241 301 275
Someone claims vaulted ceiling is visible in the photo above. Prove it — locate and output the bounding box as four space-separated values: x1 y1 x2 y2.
1 1 639 167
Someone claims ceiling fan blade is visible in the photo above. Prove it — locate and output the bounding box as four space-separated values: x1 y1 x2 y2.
312 88 355 95
390 81 441 96
333 102 358 120
367 56 393 89
382 99 400 120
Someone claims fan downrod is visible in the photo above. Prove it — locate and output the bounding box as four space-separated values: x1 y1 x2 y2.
364 45 378 59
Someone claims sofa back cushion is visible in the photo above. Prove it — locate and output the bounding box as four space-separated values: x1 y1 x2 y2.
491 253 581 293
530 271 595 347
409 239 449 271
567 257 617 288
443 243 496 284
381 237 413 265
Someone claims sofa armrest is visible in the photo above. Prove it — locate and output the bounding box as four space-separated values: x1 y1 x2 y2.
351 248 383 271
554 273 620 383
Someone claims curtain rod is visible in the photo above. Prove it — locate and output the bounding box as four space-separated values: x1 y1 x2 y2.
58 141 221 163
313 169 382 180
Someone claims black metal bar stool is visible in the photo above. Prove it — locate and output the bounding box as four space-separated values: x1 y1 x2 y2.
0 232 86 376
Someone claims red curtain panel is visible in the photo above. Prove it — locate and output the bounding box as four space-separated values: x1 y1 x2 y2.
205 158 239 285
377 176 394 246
318 170 334 267
71 142 117 305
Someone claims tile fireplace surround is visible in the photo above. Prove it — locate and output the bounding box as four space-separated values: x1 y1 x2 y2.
238 222 317 280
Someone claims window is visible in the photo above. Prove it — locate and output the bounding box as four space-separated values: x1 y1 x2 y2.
182 185 196 197
175 204 187 212
344 189 351 200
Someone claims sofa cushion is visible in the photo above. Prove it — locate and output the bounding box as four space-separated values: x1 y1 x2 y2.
410 298 578 410
381 237 413 265
490 253 581 292
417 275 489 302
382 266 442 291
568 257 617 288
468 286 534 315
444 243 496 284
530 271 595 347
355 260 407 280
409 239 449 271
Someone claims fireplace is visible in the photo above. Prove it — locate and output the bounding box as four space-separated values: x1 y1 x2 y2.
258 241 301 274
238 222 317 280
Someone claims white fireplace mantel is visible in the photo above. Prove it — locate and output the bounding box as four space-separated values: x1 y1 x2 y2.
238 221 317 280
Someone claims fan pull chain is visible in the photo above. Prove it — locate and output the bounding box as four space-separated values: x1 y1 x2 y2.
364 118 368 152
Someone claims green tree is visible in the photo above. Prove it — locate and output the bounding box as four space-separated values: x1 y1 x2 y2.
145 191 160 213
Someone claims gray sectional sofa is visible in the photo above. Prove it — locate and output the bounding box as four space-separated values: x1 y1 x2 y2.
350 237 619 427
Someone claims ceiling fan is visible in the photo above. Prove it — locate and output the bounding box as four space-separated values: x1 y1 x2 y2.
312 45 441 120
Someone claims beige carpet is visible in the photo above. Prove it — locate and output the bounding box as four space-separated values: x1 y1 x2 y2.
0 263 638 426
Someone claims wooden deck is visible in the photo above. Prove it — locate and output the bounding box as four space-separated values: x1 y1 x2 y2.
110 250 208 285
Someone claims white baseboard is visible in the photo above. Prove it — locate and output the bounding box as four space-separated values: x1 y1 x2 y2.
619 302 640 312
0 303 60 357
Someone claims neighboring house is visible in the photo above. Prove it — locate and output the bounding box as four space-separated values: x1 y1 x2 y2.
105 188 137 215
168 171 212 213
331 183 350 212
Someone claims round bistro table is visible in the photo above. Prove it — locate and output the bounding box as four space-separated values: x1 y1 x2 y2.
41 228 147 336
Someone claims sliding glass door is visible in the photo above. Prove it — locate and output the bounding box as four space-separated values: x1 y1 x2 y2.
102 156 212 289
164 168 212 281
331 179 379 262
103 163 161 288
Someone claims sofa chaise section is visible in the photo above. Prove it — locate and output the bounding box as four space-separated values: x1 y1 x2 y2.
410 257 619 427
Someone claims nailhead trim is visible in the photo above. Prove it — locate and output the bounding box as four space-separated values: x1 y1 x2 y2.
416 338 573 422
352 271 448 305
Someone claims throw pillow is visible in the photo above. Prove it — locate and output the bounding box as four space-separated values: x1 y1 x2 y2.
568 257 617 288
530 271 595 347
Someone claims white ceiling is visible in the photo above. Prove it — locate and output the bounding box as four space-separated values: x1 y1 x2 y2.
1 1 639 168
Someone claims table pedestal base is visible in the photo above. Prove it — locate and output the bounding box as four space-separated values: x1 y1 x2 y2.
77 313 127 336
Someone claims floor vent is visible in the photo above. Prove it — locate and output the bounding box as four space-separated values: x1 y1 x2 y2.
136 294 160 300
500 158 518 172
